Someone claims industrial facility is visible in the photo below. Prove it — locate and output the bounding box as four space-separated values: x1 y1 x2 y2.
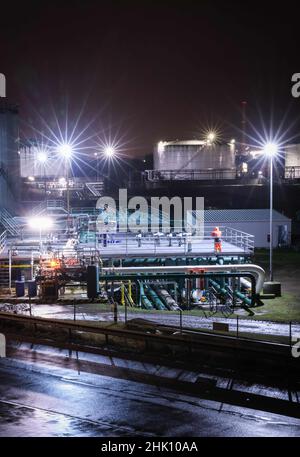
1 94 300 330
0 98 299 313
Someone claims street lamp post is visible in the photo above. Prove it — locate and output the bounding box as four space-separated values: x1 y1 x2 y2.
66 162 70 215
263 142 278 282
269 153 273 281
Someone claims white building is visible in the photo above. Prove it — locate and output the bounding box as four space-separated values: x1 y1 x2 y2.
203 209 291 248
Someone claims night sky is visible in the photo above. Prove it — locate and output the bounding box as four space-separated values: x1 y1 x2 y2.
1 0 300 156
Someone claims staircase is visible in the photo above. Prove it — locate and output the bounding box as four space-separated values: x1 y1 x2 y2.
0 230 6 253
85 182 105 197
0 209 21 236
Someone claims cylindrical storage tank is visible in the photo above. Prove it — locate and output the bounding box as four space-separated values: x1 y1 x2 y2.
284 144 300 179
153 140 236 178
28 280 37 297
15 280 25 297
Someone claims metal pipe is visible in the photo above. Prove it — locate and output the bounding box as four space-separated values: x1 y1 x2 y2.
145 285 166 310
102 264 265 294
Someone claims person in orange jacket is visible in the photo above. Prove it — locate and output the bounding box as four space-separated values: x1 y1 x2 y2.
211 226 222 253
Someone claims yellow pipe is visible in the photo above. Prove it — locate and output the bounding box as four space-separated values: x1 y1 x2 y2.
0 264 32 268
120 282 125 306
128 280 132 301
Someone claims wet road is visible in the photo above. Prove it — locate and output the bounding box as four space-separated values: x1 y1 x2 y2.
1 357 300 437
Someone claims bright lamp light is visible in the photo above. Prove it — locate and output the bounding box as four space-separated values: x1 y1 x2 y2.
59 177 66 186
57 143 73 158
263 142 278 157
104 146 115 157
207 132 216 143
158 141 166 153
37 151 47 163
28 216 53 230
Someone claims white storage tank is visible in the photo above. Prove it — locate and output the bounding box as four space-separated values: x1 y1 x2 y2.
153 140 236 179
284 144 300 179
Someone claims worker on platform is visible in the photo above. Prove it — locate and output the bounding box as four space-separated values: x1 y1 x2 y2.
136 230 142 247
211 226 222 254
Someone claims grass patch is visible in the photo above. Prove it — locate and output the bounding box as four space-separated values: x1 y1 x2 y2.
253 248 300 268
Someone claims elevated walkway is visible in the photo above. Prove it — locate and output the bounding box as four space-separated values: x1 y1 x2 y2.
30 200 68 216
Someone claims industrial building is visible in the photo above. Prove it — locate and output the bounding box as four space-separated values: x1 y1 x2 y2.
203 209 291 248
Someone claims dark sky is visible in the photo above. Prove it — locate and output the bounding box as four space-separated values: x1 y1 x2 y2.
1 0 300 156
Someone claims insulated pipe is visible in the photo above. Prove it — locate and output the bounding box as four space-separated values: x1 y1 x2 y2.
240 277 252 290
145 285 166 310
102 264 265 294
138 280 153 309
154 287 179 311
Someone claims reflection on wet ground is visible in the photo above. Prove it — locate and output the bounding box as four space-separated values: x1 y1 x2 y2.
0 357 300 437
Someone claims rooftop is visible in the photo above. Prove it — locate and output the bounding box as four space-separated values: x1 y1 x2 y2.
201 209 291 223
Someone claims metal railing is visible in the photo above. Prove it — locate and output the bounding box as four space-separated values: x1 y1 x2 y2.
71 207 99 215
145 169 237 181
285 166 300 179
222 226 254 253
89 225 254 255
0 310 293 352
31 200 67 216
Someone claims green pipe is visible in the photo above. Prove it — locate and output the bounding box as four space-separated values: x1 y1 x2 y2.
233 290 252 306
100 272 257 306
137 280 153 309
209 279 228 296
210 278 251 306
145 285 166 310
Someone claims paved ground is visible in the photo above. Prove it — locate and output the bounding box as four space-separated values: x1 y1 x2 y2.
0 349 300 437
